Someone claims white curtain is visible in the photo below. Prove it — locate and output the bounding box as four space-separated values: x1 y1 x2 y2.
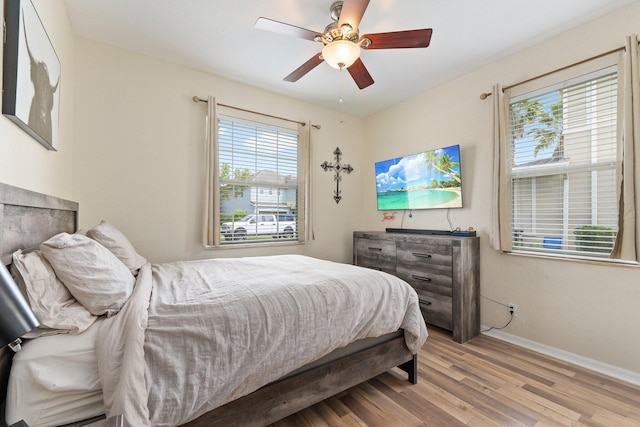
297 122 313 242
490 84 513 251
611 34 640 261
202 96 219 247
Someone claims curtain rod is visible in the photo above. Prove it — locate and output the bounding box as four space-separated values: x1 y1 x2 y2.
192 96 321 129
479 45 626 100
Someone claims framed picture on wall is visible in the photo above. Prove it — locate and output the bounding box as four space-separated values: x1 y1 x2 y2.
2 0 61 151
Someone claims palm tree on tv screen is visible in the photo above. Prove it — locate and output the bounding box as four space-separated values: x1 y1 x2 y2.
423 151 461 184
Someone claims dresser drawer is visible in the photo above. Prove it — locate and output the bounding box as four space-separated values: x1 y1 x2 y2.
397 241 453 271
417 291 453 331
354 238 396 274
397 265 453 296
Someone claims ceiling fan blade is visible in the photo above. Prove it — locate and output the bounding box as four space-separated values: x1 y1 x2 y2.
361 29 433 49
347 58 374 90
284 54 325 82
255 17 321 42
338 0 370 32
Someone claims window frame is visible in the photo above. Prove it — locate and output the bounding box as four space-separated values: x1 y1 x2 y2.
505 66 620 262
204 105 309 249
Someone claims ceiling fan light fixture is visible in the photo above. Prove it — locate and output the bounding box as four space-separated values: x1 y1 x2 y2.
322 40 360 69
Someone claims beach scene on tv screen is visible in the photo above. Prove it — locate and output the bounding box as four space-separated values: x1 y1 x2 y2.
375 145 462 210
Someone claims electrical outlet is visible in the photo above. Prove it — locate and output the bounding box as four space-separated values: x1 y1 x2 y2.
508 303 518 317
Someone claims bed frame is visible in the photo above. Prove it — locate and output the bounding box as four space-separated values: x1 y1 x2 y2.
0 182 418 427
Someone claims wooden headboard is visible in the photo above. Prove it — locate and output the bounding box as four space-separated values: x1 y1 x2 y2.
0 182 78 265
0 183 79 426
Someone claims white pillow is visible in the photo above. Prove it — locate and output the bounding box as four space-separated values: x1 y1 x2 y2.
11 249 97 337
40 233 136 316
86 221 146 275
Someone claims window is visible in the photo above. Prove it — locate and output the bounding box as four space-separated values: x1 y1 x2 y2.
508 68 618 259
204 105 309 247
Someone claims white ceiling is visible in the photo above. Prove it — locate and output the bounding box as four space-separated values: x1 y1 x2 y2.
63 0 636 117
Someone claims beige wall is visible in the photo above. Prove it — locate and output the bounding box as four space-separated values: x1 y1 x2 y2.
0 0 75 200
362 3 640 374
72 39 364 264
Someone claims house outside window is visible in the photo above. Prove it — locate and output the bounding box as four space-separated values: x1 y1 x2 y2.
508 67 618 259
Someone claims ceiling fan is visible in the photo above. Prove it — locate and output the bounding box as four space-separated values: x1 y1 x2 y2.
255 0 433 90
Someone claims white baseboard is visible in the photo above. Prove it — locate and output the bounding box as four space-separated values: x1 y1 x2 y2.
481 326 640 387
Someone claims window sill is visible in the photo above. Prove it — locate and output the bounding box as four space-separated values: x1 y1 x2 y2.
504 250 639 268
205 240 305 250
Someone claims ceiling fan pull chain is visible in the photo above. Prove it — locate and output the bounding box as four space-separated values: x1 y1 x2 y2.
339 66 345 124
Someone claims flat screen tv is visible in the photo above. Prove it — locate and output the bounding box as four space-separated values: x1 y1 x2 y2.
375 144 463 211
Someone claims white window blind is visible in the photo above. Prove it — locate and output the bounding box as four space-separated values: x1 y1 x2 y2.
508 67 618 259
217 114 300 245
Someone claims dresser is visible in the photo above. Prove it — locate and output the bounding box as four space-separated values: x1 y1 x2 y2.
353 231 480 343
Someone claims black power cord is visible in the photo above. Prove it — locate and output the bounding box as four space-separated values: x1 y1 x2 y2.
482 313 513 333
481 295 515 333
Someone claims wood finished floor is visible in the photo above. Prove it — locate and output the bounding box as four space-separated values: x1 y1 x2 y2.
271 326 640 427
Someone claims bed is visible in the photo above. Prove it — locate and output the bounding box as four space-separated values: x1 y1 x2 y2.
0 182 428 427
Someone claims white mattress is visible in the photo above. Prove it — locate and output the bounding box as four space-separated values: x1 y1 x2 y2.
5 319 105 427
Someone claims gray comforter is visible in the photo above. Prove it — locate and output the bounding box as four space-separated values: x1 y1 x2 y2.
96 255 428 426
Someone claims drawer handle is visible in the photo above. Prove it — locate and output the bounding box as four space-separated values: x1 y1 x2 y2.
368 247 383 252
412 252 432 258
411 275 432 282
422 301 433 306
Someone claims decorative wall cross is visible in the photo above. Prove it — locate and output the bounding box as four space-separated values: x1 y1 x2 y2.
320 146 354 204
